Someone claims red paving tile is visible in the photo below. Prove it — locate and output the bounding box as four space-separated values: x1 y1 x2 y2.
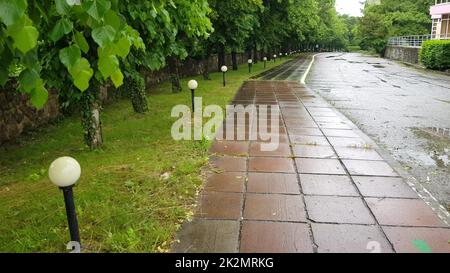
318 122 351 130
173 220 240 253
296 158 346 175
293 145 336 159
383 226 450 253
305 196 376 224
255 134 290 143
290 135 329 146
210 156 247 172
322 129 360 138
247 173 300 194
240 221 314 253
196 192 243 220
328 137 371 148
249 142 292 157
204 172 246 193
249 157 296 173
300 174 359 196
353 176 418 198
288 128 324 136
244 194 307 222
343 160 398 177
313 117 344 123
366 198 447 227
210 141 249 156
335 147 383 161
175 80 450 253
312 223 394 253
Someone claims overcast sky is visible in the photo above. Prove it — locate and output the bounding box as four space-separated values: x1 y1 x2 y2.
335 0 365 17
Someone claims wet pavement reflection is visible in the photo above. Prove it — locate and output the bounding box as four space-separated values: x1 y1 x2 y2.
307 53 450 211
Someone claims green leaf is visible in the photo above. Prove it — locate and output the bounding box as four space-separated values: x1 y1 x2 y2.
55 0 71 15
124 26 145 50
104 9 121 30
74 32 89 53
21 52 41 72
69 58 93 92
98 54 119 78
115 36 131 58
59 45 81 69
18 69 40 93
111 69 123 88
30 80 48 109
10 25 39 53
0 0 27 26
91 25 116 47
49 18 73 42
84 0 111 21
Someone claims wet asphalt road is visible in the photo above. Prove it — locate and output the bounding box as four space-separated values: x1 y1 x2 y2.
261 57 311 81
305 52 450 210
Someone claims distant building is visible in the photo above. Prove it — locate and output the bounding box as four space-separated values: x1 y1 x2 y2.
431 0 450 39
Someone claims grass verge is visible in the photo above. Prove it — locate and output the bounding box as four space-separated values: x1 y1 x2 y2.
0 58 291 252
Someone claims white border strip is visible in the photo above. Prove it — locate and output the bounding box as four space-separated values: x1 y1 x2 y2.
300 54 318 84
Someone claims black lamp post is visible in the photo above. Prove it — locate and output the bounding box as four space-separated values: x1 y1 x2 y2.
273 54 277 63
248 59 253 73
188 80 198 112
49 157 82 252
263 57 267 68
221 66 228 87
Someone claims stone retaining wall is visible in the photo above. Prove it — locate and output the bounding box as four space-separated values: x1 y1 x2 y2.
385 46 421 64
0 82 59 144
0 52 259 144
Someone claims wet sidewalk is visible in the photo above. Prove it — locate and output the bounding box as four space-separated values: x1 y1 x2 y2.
173 80 450 253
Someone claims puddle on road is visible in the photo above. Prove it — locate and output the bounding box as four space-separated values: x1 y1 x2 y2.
412 127 450 168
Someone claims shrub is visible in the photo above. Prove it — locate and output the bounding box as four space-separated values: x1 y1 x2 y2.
420 40 450 70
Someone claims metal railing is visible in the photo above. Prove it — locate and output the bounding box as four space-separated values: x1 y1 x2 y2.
387 35 432 48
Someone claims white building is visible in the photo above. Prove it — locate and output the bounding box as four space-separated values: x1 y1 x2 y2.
431 0 450 39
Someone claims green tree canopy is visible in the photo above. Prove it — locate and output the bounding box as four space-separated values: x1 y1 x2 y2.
357 0 433 53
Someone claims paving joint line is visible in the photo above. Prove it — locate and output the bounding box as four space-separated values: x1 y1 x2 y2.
275 81 319 253
294 86 397 253
304 77 450 226
236 87 257 253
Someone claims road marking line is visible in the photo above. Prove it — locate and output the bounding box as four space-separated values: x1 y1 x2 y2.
300 54 319 84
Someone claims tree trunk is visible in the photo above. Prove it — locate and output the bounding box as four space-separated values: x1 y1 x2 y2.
231 51 238 71
80 81 103 149
202 56 211 80
168 57 182 93
253 44 258 64
218 45 225 72
126 70 148 113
